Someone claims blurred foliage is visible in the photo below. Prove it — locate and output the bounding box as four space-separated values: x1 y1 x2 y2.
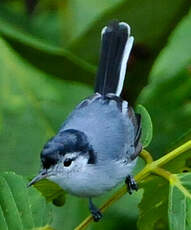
138 9 191 158
0 0 190 104
0 1 191 230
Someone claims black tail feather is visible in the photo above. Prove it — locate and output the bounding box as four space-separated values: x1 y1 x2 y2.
95 20 133 96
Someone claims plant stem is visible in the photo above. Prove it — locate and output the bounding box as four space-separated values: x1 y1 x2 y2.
74 140 191 230
152 167 191 199
140 149 153 164
152 167 172 181
154 140 191 167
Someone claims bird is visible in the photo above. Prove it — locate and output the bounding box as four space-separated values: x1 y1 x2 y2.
28 20 142 222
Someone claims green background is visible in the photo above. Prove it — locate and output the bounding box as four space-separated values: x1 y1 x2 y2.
0 1 191 229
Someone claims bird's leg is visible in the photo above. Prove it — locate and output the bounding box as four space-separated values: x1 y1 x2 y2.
125 175 138 194
88 198 103 222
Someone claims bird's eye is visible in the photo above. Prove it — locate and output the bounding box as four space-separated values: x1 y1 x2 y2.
63 158 72 167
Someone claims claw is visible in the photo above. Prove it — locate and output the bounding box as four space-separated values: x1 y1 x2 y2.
89 198 103 222
91 209 103 222
125 175 138 194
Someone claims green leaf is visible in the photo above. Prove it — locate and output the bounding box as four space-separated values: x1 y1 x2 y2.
169 173 191 230
138 172 191 230
0 172 52 230
138 176 169 230
138 9 191 158
33 179 66 207
0 36 92 175
136 104 153 148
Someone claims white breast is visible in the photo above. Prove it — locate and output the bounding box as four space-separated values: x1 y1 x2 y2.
49 159 137 197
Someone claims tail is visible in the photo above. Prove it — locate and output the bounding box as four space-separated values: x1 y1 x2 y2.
95 21 134 96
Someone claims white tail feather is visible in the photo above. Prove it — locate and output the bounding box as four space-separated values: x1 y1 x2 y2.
116 22 134 96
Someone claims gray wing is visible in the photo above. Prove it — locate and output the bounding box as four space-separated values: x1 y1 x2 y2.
60 93 141 162
127 106 142 160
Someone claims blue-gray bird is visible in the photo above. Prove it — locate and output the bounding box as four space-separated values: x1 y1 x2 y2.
28 21 142 222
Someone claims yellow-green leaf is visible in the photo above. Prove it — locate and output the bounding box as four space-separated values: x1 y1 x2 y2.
136 104 153 148
169 173 191 230
33 179 66 207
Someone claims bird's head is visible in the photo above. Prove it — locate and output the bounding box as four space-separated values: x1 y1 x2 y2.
28 129 96 187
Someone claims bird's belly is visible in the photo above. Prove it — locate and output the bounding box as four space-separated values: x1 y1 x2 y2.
48 160 136 197
49 174 123 197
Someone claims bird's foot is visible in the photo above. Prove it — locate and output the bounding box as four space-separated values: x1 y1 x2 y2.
89 198 103 222
125 175 138 195
91 209 103 222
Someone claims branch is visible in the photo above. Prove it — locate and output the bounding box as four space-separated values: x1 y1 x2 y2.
154 140 191 167
140 149 153 164
153 167 191 199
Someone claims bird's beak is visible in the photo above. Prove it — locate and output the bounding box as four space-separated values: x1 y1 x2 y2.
27 169 49 187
